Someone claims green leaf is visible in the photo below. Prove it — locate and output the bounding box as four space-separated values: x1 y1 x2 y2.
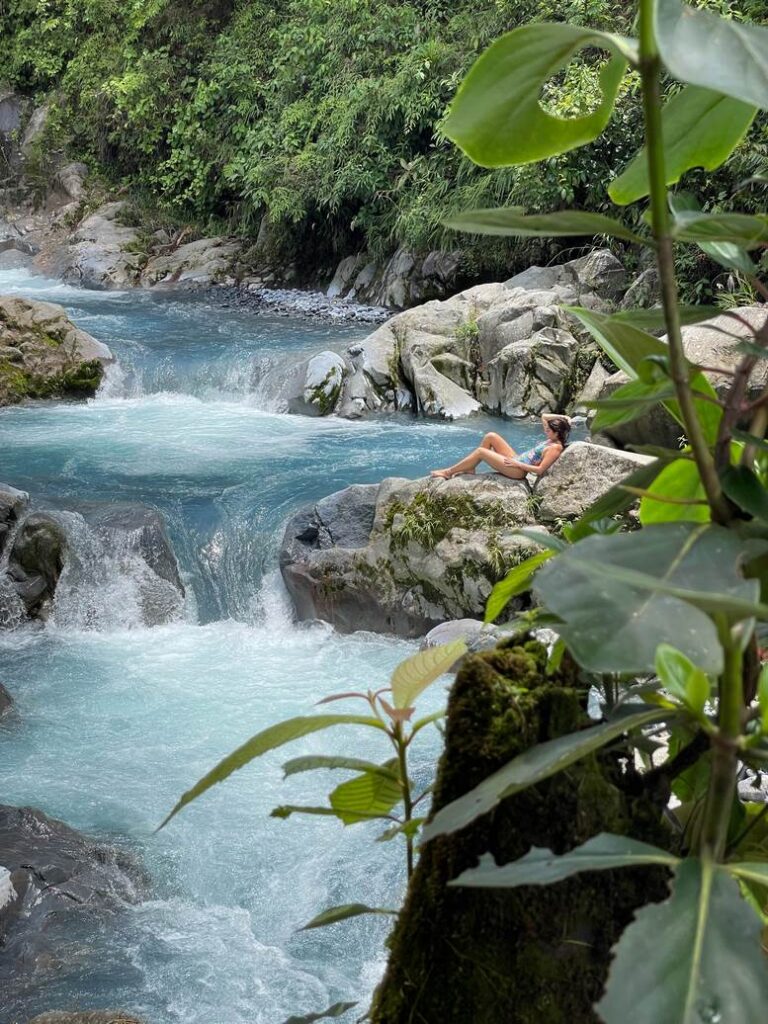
390 639 466 710
271 805 357 820
329 759 403 824
724 860 768 888
410 709 446 737
159 714 386 829
596 858 768 1024
281 1002 358 1024
451 834 678 889
421 707 665 842
444 207 646 244
282 755 400 781
758 664 768 733
299 903 397 930
591 378 677 431
610 87 757 205
511 528 567 553
484 550 554 623
698 241 756 275
608 306 719 331
733 429 768 455
655 644 710 714
721 466 768 523
377 818 425 843
673 210 768 248
566 306 722 445
639 459 709 525
444 23 629 167
656 0 768 110
534 523 764 674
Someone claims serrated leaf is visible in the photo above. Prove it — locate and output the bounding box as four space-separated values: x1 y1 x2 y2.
159 714 386 829
639 459 709 525
484 550 554 624
281 1002 358 1024
721 466 768 523
451 834 678 889
610 87 757 205
282 755 399 781
421 707 666 842
390 640 466 710
329 760 403 824
299 903 397 930
596 858 768 1024
656 0 768 110
444 207 646 244
444 23 629 167
534 523 765 674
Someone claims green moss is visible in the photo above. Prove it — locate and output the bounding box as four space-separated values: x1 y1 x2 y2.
309 368 342 415
371 639 674 1024
0 358 103 403
384 490 519 552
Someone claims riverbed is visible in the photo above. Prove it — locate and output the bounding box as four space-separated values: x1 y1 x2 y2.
0 269 540 1023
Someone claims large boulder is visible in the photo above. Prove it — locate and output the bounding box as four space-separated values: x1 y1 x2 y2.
7 511 67 617
0 481 28 556
0 805 144 964
60 202 142 289
0 296 112 405
281 350 347 416
594 306 768 448
536 441 653 522
309 250 624 420
330 248 464 308
141 235 242 288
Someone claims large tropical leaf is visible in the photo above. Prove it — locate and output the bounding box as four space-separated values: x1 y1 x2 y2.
158 714 385 829
444 23 629 167
591 378 677 431
421 707 666 842
329 759 403 824
596 858 768 1024
390 640 466 710
300 903 397 930
656 0 768 110
610 87 757 205
484 550 554 624
639 458 709 525
608 306 719 331
451 834 678 889
444 208 645 244
533 523 764 673
673 211 768 248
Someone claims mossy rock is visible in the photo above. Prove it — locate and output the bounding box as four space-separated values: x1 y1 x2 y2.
371 640 672 1024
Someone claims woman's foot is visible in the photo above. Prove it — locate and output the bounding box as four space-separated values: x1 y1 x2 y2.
430 469 453 479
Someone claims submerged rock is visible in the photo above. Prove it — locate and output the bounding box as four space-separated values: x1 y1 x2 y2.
282 350 347 416
280 443 649 636
0 682 12 717
8 511 67 617
0 295 112 405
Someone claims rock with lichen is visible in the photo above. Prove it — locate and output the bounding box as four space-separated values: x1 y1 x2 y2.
0 295 112 405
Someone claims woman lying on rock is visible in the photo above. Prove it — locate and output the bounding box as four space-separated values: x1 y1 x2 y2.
430 413 571 480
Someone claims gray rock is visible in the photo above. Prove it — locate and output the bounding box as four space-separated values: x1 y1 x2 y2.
20 102 50 157
573 359 611 416
284 350 347 416
0 805 144 978
81 504 184 595
0 89 22 134
536 441 653 522
620 267 660 310
142 235 243 289
0 482 28 555
53 162 89 202
27 1014 145 1024
8 512 67 615
61 202 141 289
421 618 501 666
327 253 367 298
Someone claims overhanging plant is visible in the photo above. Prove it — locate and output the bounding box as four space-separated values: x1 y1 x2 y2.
423 1 768 1018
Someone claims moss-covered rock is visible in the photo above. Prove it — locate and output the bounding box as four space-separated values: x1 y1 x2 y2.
371 640 673 1024
0 295 112 405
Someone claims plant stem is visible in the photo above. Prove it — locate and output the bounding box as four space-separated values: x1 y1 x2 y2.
394 724 414 878
637 0 731 524
701 619 744 861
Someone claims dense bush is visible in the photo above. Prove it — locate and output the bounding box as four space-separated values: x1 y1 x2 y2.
0 0 765 284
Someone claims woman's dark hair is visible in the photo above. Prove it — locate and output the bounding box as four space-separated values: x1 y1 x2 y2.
548 416 571 447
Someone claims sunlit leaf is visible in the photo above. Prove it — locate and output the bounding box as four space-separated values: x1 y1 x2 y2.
159 714 387 829
299 903 397 930
610 87 757 205
329 759 403 824
758 665 768 734
656 0 768 109
452 834 678 889
444 207 646 244
421 707 666 842
282 756 399 781
597 859 768 1023
639 459 709 525
390 640 467 710
484 550 554 623
444 23 629 167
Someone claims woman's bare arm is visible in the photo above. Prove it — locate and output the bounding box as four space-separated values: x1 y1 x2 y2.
503 444 563 476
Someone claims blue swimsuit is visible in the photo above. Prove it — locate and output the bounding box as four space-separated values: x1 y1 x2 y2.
517 441 551 467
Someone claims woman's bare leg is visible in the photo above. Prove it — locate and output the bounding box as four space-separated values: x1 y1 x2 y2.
431 447 525 479
431 431 518 478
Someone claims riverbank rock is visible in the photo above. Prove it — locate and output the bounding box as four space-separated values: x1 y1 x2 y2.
60 202 142 289
281 350 347 415
0 295 112 405
27 1014 145 1024
0 805 145 970
593 305 768 448
142 235 242 289
279 443 647 636
327 248 464 309
307 249 625 420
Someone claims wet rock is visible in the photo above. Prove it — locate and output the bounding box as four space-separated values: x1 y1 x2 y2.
283 350 347 416
0 682 12 716
0 482 28 556
0 296 112 405
0 805 145 977
27 1014 145 1024
421 618 501 667
81 503 184 596
8 512 67 615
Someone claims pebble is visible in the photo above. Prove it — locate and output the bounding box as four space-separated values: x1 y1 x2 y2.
207 284 390 324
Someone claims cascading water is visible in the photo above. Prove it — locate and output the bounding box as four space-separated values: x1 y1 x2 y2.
0 267 541 1023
